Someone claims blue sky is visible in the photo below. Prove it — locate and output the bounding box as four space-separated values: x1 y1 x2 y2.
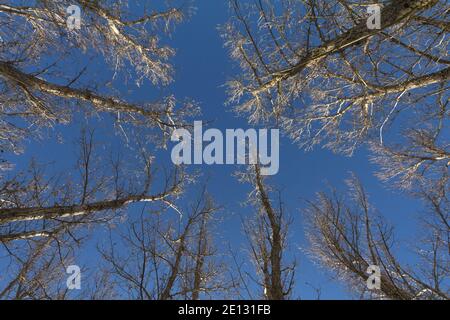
1 0 428 299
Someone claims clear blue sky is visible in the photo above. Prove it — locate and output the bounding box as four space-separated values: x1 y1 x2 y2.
3 0 426 299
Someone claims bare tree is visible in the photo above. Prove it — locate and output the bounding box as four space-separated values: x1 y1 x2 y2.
0 129 184 243
369 91 448 191
0 225 120 300
98 190 228 300
224 2 448 300
0 1 195 299
304 174 449 300
0 128 186 299
0 233 68 299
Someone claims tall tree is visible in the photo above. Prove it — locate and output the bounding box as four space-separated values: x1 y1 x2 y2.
0 129 184 299
235 165 296 300
99 191 228 300
0 0 197 300
223 0 448 154
0 1 191 285
304 175 449 299
0 129 184 242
